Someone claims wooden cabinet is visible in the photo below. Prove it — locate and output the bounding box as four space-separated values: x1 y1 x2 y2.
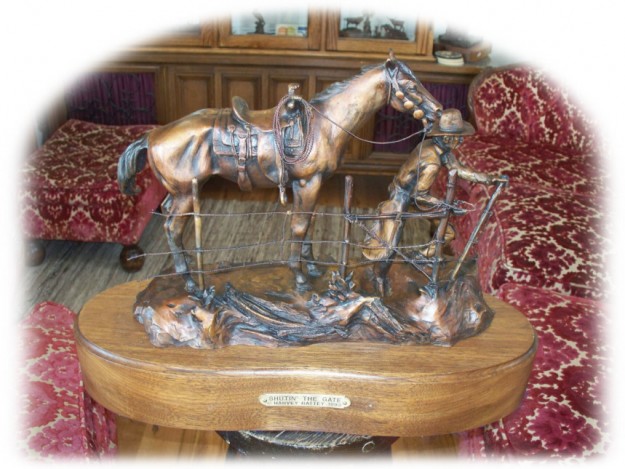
103 10 485 174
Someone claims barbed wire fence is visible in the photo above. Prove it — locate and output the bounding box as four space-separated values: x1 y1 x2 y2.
132 173 491 290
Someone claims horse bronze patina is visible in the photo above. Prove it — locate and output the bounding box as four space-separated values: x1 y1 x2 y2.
118 52 442 296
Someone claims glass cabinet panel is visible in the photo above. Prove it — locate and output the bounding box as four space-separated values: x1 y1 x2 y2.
231 11 309 37
338 9 416 41
219 11 321 50
326 10 432 57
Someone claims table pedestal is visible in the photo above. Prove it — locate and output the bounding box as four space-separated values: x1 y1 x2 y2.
219 430 396 457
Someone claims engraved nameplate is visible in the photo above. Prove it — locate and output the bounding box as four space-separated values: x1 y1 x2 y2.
259 393 351 409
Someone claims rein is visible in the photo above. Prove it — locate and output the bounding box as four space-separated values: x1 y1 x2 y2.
272 96 429 156
272 72 432 203
308 100 428 145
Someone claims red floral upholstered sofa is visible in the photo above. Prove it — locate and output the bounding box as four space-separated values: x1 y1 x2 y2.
21 73 166 271
19 302 117 459
452 65 609 459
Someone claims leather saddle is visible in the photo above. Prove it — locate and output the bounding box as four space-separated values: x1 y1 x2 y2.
232 96 306 154
212 94 309 191
231 96 275 130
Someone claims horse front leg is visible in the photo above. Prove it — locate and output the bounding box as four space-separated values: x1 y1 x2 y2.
301 210 323 278
163 193 198 295
289 177 321 291
373 255 395 297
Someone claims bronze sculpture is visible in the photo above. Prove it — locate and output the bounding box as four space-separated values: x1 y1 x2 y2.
118 52 442 297
121 54 508 350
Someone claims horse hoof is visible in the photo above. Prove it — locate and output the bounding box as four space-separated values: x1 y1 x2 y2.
188 286 215 307
184 280 198 295
296 282 313 293
306 263 324 278
295 276 313 292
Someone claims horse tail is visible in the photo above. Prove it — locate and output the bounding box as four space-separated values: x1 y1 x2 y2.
118 135 149 195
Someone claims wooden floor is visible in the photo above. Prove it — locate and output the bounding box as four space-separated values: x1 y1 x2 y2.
21 174 407 315
23 174 459 459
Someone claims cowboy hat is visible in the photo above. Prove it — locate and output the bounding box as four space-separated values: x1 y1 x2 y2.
428 108 475 136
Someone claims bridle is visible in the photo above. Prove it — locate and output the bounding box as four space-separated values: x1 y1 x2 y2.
383 61 428 122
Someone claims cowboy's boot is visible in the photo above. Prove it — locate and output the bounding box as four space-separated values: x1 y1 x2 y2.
413 190 445 211
414 191 467 216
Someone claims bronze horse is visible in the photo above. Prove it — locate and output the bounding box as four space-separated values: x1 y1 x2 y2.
118 53 442 295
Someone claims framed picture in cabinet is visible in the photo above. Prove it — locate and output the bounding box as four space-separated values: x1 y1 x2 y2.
219 10 321 50
326 10 433 58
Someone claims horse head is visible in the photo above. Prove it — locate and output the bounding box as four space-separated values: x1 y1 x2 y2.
384 51 442 131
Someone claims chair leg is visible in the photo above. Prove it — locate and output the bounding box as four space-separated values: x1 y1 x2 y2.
120 244 145 272
25 239 46 266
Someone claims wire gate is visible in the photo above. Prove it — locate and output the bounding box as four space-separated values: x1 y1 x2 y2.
132 176 482 287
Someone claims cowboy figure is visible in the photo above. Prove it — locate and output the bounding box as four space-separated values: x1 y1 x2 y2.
362 108 503 266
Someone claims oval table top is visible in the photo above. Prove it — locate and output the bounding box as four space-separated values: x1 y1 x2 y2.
76 280 536 437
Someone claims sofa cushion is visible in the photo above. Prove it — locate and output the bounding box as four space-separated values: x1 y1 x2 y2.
457 136 606 198
452 183 607 301
469 65 596 155
478 283 608 458
19 301 117 459
21 119 166 245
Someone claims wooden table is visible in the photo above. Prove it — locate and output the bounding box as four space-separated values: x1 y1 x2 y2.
76 280 536 455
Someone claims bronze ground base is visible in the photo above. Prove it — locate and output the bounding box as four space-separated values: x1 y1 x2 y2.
133 261 494 348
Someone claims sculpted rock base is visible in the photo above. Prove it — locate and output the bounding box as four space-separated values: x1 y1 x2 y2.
133 262 494 348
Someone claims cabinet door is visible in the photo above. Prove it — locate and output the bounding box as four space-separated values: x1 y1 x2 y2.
167 66 215 120
217 68 264 109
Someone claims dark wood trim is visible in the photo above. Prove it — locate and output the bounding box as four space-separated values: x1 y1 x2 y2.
111 48 482 81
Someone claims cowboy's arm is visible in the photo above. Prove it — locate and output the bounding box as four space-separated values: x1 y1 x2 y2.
445 151 497 185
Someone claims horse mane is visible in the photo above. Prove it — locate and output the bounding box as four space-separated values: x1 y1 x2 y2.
310 64 382 105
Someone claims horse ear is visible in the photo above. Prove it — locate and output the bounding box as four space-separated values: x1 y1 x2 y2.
385 49 397 73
